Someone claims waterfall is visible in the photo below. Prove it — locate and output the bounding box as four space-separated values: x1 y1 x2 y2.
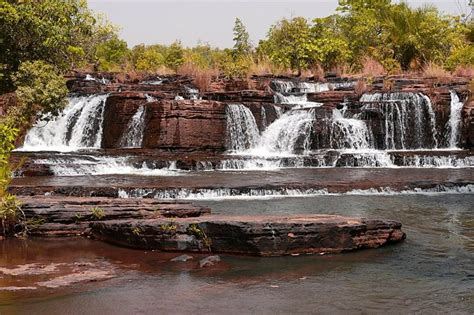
120 105 146 148
226 104 260 152
119 94 155 148
272 80 329 106
331 109 373 150
360 92 438 150
261 106 267 129
445 91 464 148
22 94 108 151
251 109 315 155
185 86 200 100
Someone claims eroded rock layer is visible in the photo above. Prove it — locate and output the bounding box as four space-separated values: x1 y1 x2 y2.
91 215 406 256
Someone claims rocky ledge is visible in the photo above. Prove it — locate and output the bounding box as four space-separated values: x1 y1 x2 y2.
91 215 406 256
19 196 210 236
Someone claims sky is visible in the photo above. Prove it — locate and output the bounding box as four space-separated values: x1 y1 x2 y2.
88 0 472 48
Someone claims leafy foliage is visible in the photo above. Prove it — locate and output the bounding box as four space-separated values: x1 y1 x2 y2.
232 18 252 59
0 118 25 237
165 42 185 71
0 0 116 92
260 17 315 74
95 36 129 71
11 61 68 123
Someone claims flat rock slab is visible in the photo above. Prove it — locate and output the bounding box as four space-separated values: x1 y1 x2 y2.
19 196 210 236
91 215 406 256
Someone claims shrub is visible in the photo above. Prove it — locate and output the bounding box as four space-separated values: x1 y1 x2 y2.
454 65 474 78
446 45 474 71
90 207 105 220
360 57 386 77
423 62 453 83
354 79 368 96
11 60 68 124
0 120 26 237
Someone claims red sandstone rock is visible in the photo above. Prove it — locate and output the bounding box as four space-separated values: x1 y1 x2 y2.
18 196 210 236
142 100 227 151
91 214 406 256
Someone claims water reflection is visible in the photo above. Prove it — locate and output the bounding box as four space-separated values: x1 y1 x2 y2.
0 194 473 314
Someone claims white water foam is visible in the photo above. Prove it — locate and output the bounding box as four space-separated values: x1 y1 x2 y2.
360 92 438 150
245 109 315 156
445 91 464 148
117 184 474 200
34 156 182 177
120 105 146 148
21 95 108 151
226 104 260 152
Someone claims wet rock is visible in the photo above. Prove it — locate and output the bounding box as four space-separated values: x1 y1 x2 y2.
170 254 194 262
0 286 37 291
91 214 406 256
199 255 221 268
16 196 210 237
0 263 62 276
37 270 115 288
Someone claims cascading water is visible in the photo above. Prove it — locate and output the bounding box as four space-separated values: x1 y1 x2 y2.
330 109 373 150
119 94 155 148
120 105 146 148
249 109 315 156
445 90 464 148
360 92 438 150
272 80 328 107
22 94 108 151
226 104 260 152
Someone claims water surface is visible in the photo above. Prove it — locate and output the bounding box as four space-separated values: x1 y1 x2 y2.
1 194 473 314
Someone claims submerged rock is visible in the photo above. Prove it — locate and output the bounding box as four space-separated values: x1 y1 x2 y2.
170 254 194 262
91 214 406 256
199 255 221 268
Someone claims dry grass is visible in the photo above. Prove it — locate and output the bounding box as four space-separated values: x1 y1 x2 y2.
177 62 219 92
360 57 386 77
422 63 453 83
453 65 474 79
114 71 145 83
248 59 273 76
354 79 368 96
312 64 326 82
331 64 353 78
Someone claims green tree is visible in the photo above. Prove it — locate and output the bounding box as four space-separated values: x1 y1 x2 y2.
312 16 351 70
165 41 185 71
0 0 116 92
232 18 252 59
95 36 129 71
260 17 315 75
11 61 68 124
135 47 165 72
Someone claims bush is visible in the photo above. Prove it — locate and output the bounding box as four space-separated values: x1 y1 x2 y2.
11 60 68 124
446 45 474 71
0 120 26 237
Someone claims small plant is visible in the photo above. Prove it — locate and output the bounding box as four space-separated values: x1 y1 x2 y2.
160 218 177 234
90 207 105 220
74 213 85 223
0 193 27 237
187 223 212 252
131 226 143 236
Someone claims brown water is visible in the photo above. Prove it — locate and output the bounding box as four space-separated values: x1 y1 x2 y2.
0 194 473 314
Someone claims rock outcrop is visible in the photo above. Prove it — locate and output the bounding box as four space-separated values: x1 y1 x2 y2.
91 214 406 256
19 196 210 236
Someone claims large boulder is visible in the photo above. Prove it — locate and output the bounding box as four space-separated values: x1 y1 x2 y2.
91 214 406 256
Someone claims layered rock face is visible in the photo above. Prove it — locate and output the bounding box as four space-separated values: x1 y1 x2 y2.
18 196 211 236
75 74 472 151
91 215 406 256
14 73 469 152
101 93 227 151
